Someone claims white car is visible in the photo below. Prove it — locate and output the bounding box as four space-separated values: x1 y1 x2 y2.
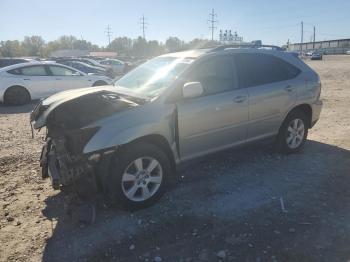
0 62 111 105
99 59 125 75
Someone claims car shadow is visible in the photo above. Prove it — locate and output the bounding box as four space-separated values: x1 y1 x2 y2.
41 140 350 261
0 100 39 114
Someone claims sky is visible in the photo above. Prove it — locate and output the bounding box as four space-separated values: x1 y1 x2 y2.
1 0 350 47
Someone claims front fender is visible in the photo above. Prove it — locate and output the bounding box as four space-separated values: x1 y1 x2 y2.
83 104 177 154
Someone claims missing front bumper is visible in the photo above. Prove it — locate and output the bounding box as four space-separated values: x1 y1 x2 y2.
40 138 95 191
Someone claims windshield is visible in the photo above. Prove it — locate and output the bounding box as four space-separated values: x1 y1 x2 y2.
115 56 193 97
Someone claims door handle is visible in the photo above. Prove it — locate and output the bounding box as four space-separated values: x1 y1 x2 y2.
285 85 293 92
23 78 31 81
233 95 247 103
55 78 62 80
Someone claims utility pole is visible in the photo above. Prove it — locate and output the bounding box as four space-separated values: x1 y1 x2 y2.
208 8 218 41
313 26 316 50
300 21 304 53
139 15 148 39
105 25 112 46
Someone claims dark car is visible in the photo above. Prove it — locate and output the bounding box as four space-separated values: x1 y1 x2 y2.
0 58 35 68
311 52 323 60
58 60 106 75
54 58 116 77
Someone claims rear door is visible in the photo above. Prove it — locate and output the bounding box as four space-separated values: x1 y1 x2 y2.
235 53 301 141
176 54 249 161
47 65 92 93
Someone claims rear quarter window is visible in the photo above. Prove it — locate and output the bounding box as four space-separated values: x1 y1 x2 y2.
7 68 22 75
235 53 301 88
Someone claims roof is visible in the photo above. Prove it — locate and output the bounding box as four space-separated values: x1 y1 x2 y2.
160 49 209 59
208 44 283 52
160 45 284 60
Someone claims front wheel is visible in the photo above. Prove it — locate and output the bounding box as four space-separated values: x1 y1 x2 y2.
277 111 308 154
106 142 171 210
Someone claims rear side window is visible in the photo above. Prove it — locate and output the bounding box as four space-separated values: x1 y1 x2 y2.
7 68 22 75
187 55 238 96
49 66 79 76
21 66 48 76
235 53 300 88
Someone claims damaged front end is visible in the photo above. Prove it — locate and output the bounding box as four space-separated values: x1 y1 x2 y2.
31 89 140 193
40 127 99 191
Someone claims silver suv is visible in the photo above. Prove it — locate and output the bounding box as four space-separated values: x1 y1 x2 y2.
31 46 322 210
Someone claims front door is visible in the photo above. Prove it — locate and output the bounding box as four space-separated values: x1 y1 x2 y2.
176 54 249 161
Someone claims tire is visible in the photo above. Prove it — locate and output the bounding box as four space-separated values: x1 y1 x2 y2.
106 142 171 210
277 110 309 154
92 80 107 87
4 86 31 106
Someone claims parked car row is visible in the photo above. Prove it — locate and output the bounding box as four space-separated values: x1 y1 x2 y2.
53 57 126 77
0 61 112 105
0 55 152 106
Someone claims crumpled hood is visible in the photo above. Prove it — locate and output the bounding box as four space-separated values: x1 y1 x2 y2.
30 85 147 130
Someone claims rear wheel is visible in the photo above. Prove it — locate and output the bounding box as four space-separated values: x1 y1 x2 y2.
106 142 171 210
4 86 31 106
277 110 308 154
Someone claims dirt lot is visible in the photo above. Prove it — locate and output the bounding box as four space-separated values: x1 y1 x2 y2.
1 55 350 262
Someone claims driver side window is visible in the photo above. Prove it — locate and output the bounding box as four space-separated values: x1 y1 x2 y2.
187 55 238 96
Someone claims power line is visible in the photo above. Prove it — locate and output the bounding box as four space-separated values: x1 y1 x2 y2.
208 8 218 41
139 15 148 39
105 25 112 46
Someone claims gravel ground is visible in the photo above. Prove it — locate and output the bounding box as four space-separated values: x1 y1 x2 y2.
0 55 350 262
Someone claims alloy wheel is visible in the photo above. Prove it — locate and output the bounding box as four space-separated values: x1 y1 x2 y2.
286 118 305 149
121 157 163 202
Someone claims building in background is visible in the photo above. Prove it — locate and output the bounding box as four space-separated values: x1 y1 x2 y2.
288 38 350 54
219 30 244 44
219 30 263 47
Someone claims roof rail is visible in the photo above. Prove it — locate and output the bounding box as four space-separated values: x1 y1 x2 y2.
209 44 284 52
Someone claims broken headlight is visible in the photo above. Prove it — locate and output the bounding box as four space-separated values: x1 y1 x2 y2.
64 127 100 155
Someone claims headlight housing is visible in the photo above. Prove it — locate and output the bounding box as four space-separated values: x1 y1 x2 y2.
64 126 100 155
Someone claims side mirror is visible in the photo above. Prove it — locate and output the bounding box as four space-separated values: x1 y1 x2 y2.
182 82 204 99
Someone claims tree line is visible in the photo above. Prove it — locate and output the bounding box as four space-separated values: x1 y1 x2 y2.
0 35 220 58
